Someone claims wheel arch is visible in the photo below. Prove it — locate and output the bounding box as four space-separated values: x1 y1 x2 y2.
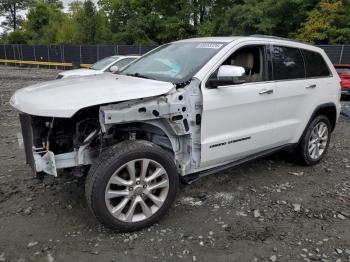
310 102 337 132
296 102 337 147
105 119 181 155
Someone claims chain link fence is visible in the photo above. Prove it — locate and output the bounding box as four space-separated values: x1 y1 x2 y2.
0 44 158 67
0 44 349 67
318 45 350 64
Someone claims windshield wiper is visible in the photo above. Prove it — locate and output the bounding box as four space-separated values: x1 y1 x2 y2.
126 72 153 80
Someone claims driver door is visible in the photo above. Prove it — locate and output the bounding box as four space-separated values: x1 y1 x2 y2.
200 44 276 168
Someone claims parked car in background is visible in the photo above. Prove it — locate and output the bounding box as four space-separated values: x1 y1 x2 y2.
334 64 350 96
11 36 341 231
56 55 139 79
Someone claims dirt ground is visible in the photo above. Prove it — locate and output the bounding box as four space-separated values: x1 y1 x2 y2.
0 65 349 262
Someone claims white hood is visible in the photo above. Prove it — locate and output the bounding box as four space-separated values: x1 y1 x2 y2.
10 74 174 118
59 68 101 77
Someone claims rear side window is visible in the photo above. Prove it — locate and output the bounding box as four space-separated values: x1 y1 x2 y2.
272 46 305 80
302 50 331 78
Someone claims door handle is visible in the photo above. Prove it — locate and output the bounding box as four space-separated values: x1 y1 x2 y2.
306 84 317 89
259 89 274 95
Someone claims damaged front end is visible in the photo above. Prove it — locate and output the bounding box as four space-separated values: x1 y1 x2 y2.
18 109 101 177
17 78 203 178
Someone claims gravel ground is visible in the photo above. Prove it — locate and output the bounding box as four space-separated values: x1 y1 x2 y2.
0 65 350 262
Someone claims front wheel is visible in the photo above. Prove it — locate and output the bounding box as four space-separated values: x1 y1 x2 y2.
85 140 179 232
295 115 331 166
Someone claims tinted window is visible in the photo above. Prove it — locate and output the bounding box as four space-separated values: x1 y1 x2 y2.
272 46 305 80
302 50 331 78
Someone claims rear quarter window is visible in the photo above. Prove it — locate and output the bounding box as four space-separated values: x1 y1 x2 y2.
272 46 305 80
302 50 331 78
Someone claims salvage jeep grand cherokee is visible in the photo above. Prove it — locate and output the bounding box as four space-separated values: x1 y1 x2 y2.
10 36 341 231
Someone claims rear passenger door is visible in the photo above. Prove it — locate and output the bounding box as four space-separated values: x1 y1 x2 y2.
269 45 311 146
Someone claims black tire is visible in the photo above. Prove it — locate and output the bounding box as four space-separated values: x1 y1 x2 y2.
85 140 179 232
294 115 331 166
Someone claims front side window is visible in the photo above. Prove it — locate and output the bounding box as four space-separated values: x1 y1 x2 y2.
90 56 120 70
272 46 305 80
207 45 267 86
121 42 226 83
302 50 331 78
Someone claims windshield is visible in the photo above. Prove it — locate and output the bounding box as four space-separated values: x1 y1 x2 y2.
120 42 226 83
90 56 120 70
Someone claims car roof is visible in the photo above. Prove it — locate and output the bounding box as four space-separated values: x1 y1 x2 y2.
175 35 320 52
176 37 243 43
175 35 308 43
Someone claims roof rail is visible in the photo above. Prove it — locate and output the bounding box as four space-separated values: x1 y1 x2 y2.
249 34 308 45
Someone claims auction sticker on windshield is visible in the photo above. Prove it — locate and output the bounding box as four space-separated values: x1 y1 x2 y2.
196 43 223 49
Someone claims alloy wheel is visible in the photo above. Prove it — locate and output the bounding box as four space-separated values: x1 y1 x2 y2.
105 159 169 223
308 122 329 160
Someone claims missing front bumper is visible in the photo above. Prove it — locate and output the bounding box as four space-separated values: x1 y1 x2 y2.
18 113 98 177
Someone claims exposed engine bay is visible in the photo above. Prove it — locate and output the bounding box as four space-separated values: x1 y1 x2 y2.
33 109 100 154
19 79 203 177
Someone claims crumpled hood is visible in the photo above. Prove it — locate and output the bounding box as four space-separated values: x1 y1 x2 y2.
10 73 174 118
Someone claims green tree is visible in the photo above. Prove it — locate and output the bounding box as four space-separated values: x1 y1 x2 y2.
0 0 33 31
75 0 98 43
94 10 113 43
2 0 350 45
54 1 81 44
55 15 78 44
296 0 350 44
98 0 197 44
98 0 152 44
24 0 65 44
263 0 319 38
6 29 28 43
209 0 319 37
46 0 63 8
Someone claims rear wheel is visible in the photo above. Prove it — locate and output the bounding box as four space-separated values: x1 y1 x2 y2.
295 115 331 166
85 140 179 231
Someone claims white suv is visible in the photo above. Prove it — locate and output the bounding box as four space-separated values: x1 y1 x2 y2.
10 36 341 231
